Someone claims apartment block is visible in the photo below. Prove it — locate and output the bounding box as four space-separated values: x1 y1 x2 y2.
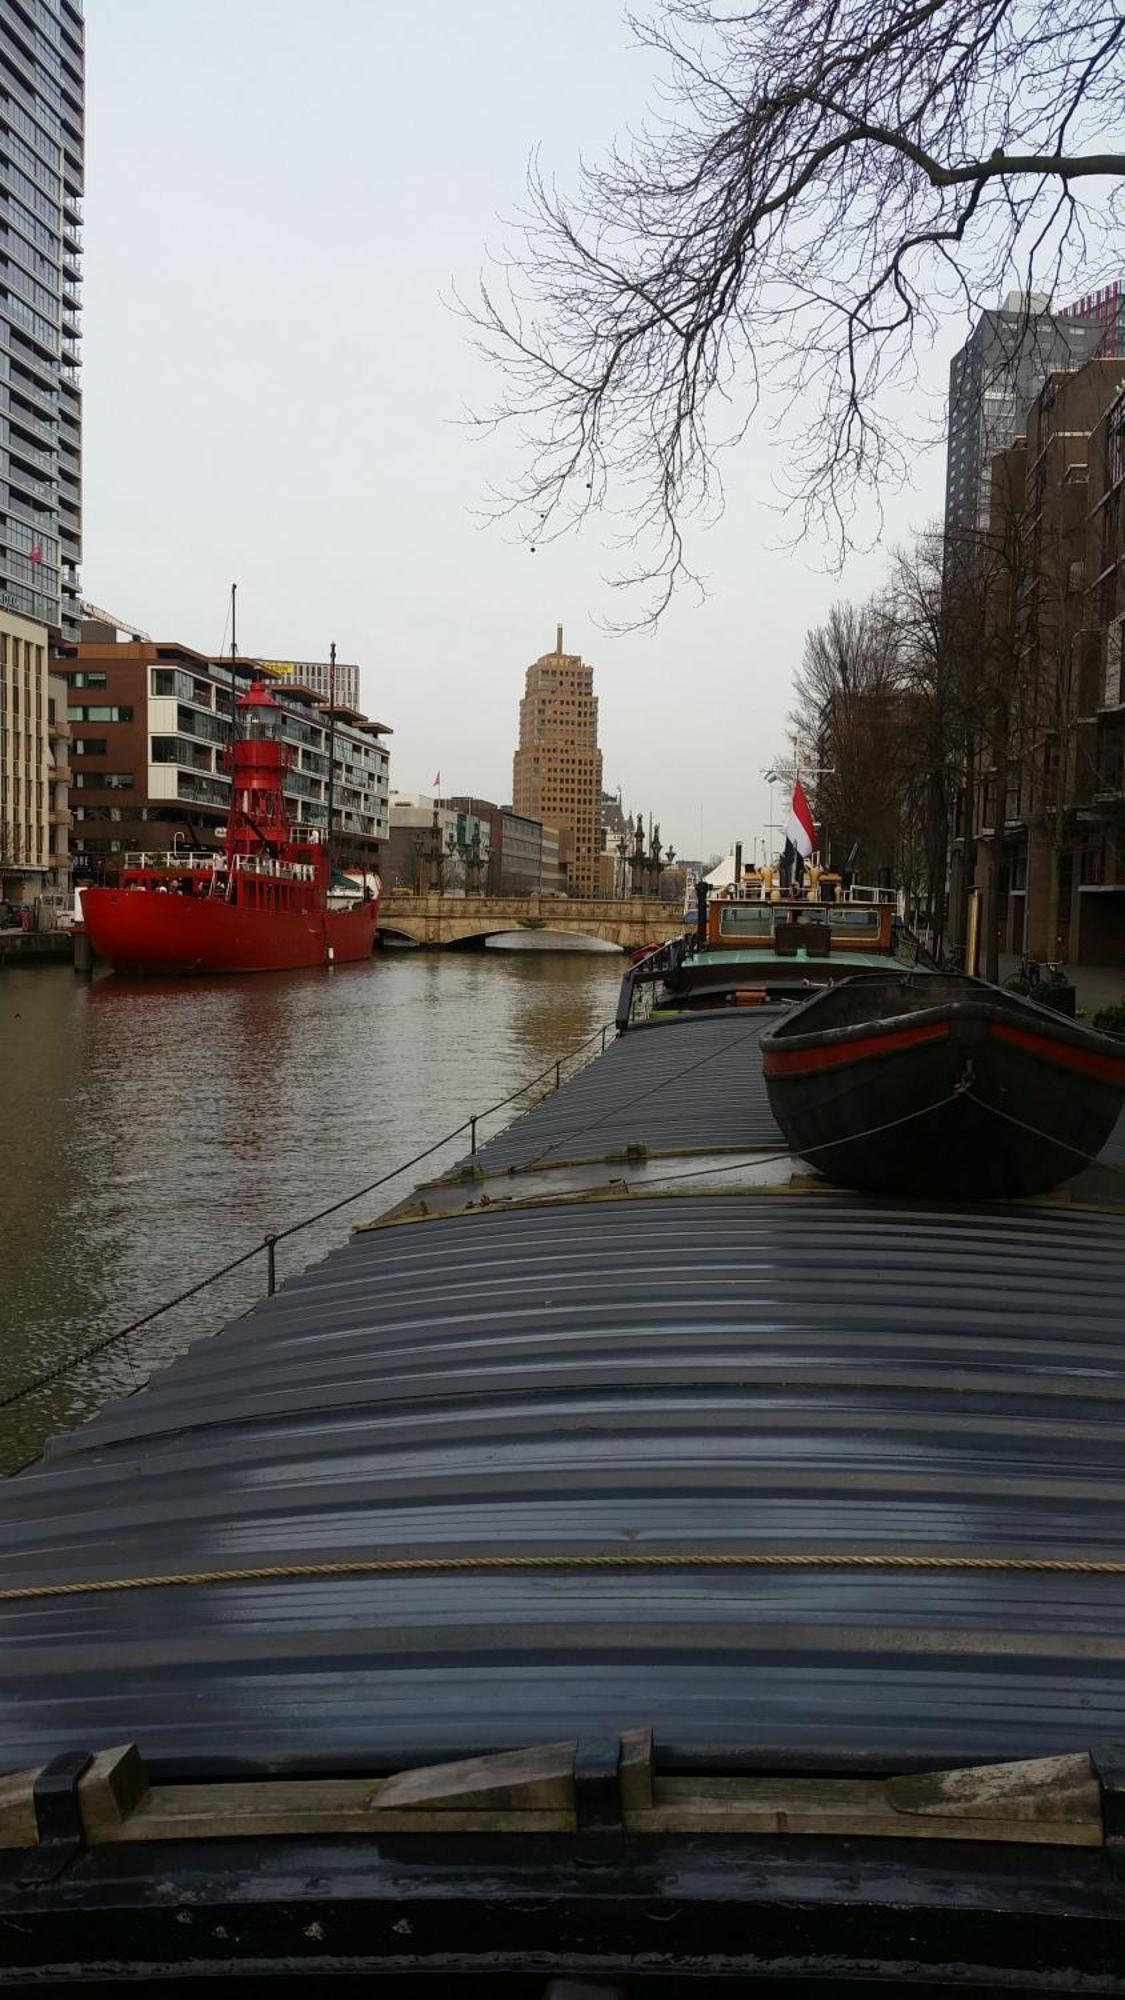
0 0 84 638
258 658 361 710
945 293 1103 537
58 639 391 876
961 357 1125 964
511 626 602 895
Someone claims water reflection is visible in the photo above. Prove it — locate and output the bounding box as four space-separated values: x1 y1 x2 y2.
0 950 623 1473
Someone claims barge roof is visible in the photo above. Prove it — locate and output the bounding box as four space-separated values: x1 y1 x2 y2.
1 1049 1125 1774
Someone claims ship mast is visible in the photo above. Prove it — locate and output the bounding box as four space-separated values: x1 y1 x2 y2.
325 640 336 875
229 581 238 740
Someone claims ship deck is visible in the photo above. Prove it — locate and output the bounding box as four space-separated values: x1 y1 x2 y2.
2 1012 1125 1987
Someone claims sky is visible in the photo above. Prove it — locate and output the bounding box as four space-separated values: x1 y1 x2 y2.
84 0 950 861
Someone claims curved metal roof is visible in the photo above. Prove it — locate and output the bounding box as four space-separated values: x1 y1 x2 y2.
1 1185 1124 1775
465 1011 787 1171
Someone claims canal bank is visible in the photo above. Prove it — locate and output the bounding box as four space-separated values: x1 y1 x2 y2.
0 951 622 1474
0 928 72 969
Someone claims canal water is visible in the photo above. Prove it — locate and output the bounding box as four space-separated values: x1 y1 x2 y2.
0 950 624 1476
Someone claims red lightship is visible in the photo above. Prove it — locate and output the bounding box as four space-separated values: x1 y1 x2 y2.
82 679 380 975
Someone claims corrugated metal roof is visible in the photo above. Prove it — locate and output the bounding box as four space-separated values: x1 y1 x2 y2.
2 1189 1125 1775
462 1011 788 1171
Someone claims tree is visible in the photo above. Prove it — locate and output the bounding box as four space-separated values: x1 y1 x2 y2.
791 599 908 882
473 0 1125 608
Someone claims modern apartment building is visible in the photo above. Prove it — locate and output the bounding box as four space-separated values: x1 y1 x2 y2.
58 639 391 875
258 659 361 710
511 626 603 895
0 0 83 637
1064 284 1125 362
0 0 83 916
944 293 1103 537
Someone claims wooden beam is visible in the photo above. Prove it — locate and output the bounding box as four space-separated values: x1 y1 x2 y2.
625 1762 1102 1845
0 1743 1104 1849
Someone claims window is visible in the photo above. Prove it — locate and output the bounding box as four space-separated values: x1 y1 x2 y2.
68 705 133 722
73 737 107 756
68 670 106 688
74 771 133 789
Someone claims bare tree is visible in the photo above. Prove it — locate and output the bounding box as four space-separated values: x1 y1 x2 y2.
472 0 1124 609
791 599 908 880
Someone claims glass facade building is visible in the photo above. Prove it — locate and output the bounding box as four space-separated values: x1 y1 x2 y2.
0 0 83 639
944 293 1101 538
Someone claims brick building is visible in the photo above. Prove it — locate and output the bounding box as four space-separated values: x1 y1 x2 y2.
512 627 602 895
958 357 1125 965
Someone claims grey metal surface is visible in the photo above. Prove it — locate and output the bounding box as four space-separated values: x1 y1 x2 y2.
462 1011 787 1172
2 1189 1125 1774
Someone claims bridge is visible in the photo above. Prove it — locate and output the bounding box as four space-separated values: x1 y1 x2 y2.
379 890 684 951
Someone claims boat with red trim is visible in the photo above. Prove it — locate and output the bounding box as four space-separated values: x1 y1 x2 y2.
761 970 1125 1198
82 678 380 975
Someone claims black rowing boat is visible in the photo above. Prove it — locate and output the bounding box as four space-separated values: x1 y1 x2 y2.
760 971 1125 1198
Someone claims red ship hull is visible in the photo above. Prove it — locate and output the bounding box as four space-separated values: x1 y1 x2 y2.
83 885 379 976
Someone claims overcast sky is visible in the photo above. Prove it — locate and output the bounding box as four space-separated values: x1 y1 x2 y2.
84 0 949 860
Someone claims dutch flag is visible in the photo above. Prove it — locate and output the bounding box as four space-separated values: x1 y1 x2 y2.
785 779 816 860
781 779 816 884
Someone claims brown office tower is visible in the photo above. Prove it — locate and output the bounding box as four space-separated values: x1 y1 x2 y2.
512 626 603 894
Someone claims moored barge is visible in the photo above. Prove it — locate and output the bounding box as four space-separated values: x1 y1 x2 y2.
1 998 1125 1989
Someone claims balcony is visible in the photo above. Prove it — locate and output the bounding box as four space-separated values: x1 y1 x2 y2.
7 400 57 448
49 804 73 826
6 462 53 501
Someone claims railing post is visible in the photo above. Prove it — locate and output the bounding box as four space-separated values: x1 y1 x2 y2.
602 1023 608 1051
265 1234 277 1296
470 1114 478 1154
555 1059 561 1091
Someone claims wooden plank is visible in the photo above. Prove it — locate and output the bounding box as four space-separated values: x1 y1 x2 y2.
0 1768 37 1850
87 1779 573 1841
626 1772 1102 1845
375 1740 576 1812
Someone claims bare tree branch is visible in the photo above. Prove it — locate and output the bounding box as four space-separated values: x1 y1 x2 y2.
469 0 1125 617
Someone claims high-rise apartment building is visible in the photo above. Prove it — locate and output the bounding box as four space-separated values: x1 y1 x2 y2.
259 659 361 709
0 0 83 636
512 626 603 895
944 292 1102 536
0 0 82 915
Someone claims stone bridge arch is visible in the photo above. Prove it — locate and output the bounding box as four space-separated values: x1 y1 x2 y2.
379 891 682 952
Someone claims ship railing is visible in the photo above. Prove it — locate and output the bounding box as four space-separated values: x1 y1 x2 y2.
122 850 222 872
231 853 317 883
717 879 896 906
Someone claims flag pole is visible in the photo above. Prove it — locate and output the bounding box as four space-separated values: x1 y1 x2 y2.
326 641 336 875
